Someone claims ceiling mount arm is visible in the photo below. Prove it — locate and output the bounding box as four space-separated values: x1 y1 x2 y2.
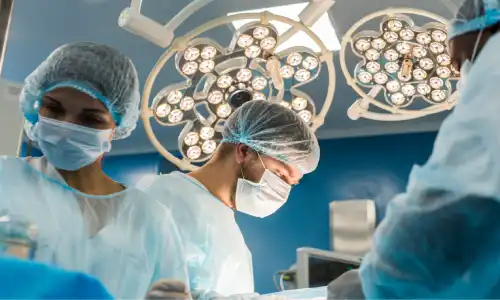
277 0 335 50
118 0 215 48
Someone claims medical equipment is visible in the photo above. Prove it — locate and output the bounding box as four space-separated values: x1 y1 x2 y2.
330 200 376 256
279 248 362 291
119 0 335 171
0 212 38 260
273 201 373 291
340 8 460 121
0 79 23 156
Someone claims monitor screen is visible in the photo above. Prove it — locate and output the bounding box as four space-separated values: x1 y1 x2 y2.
308 255 361 287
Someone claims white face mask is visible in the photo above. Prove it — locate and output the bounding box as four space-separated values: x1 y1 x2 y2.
32 116 113 171
235 163 292 218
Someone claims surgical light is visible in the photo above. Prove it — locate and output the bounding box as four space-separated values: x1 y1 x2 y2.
227 2 340 53
340 8 460 121
120 0 336 171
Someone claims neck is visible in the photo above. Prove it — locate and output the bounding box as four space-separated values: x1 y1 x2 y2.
57 160 122 195
189 159 238 208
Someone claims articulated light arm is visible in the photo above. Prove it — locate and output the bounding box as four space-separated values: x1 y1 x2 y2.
277 0 335 50
118 0 215 48
119 0 333 49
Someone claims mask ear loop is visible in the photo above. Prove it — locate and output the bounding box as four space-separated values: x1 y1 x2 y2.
240 166 246 180
257 151 285 178
471 29 484 63
257 152 267 170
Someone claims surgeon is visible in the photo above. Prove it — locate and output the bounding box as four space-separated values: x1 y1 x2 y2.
357 0 500 298
139 100 319 298
0 42 189 298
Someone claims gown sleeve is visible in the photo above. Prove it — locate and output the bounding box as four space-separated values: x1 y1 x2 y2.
152 205 191 292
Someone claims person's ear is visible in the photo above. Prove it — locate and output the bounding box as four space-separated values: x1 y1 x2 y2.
235 143 251 164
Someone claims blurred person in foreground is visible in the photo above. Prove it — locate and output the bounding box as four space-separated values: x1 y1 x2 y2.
356 0 500 298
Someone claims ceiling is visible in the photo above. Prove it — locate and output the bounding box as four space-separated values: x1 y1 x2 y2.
4 0 462 156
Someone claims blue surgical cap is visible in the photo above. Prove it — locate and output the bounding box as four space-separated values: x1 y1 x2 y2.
20 41 140 140
222 100 320 174
449 0 500 39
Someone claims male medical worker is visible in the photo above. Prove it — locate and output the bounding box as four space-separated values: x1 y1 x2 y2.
140 100 319 298
356 0 500 298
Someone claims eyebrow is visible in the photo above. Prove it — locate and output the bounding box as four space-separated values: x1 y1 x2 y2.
43 95 62 105
82 108 108 114
45 95 108 114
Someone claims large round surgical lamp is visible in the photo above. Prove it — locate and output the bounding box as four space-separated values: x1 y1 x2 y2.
118 0 336 171
340 8 460 121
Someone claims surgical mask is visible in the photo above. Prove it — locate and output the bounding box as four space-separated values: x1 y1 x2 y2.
235 157 292 218
32 116 112 171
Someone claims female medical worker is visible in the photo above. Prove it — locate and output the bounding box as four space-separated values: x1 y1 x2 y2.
354 0 500 298
0 41 189 298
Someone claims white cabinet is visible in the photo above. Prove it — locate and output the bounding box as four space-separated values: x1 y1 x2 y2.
330 199 376 256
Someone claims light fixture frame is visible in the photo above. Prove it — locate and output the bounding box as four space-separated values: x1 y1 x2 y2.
140 11 336 171
340 7 460 121
226 1 341 52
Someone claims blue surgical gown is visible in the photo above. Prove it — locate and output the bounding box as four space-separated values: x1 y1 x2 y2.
139 171 254 297
0 257 112 299
0 156 189 298
359 32 500 298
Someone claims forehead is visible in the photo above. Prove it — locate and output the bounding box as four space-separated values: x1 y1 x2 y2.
44 87 108 111
261 155 302 177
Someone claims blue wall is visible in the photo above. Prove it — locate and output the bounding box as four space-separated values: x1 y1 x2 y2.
22 131 438 294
